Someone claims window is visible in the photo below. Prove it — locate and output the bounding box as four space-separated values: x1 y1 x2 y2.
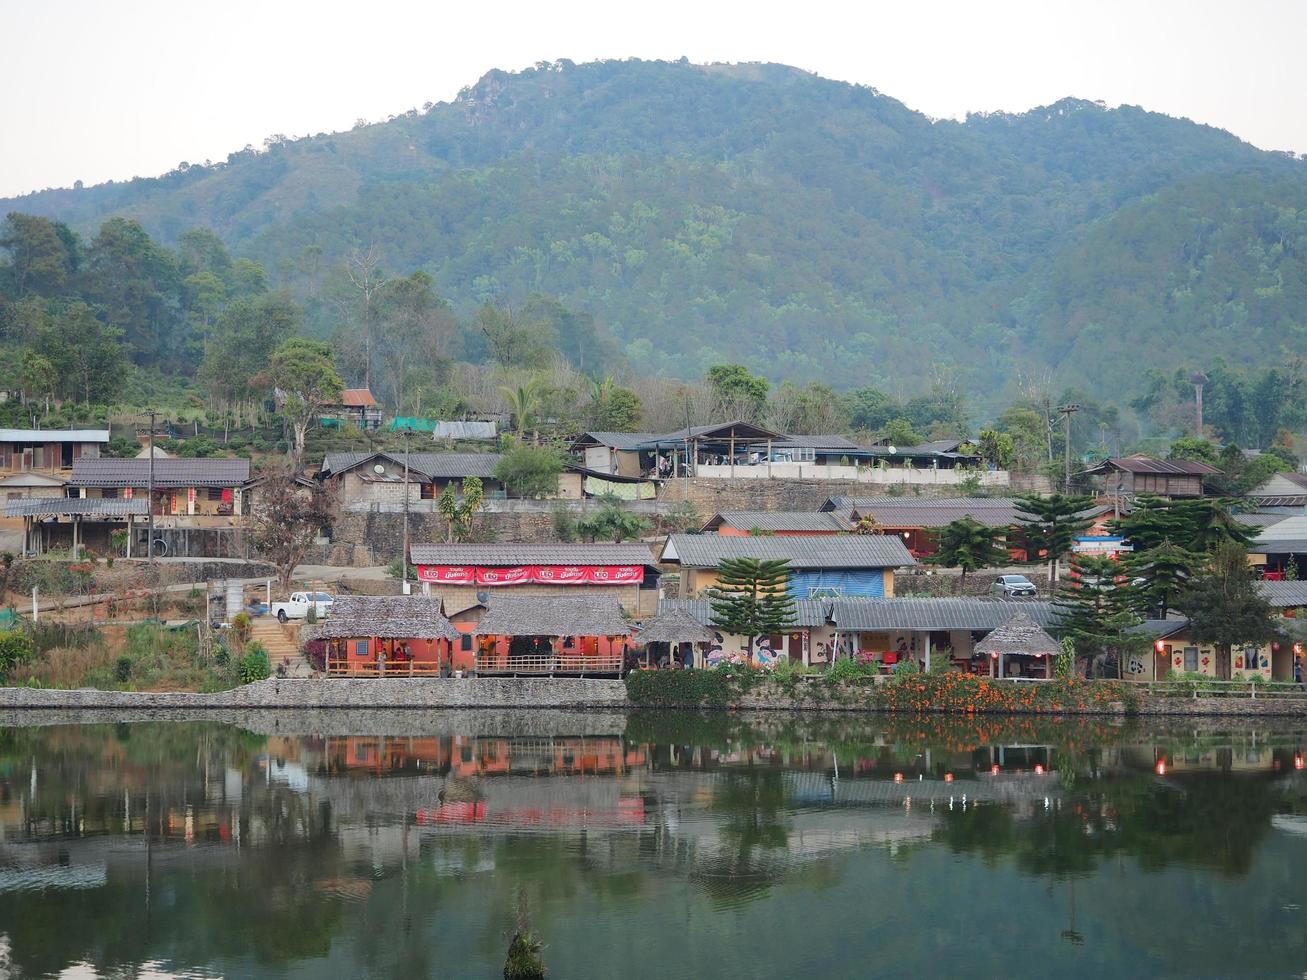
795 447 816 463
101 488 118 499
208 488 224 502
353 640 368 657
1184 647 1199 672
460 634 473 651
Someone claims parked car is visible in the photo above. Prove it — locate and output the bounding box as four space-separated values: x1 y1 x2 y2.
270 591 334 623
991 575 1037 598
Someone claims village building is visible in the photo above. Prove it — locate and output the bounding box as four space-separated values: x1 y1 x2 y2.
1080 454 1219 500
819 495 1112 559
0 470 70 503
0 427 109 474
1248 516 1307 580
313 595 461 676
659 533 914 599
5 496 149 556
1248 470 1307 507
317 451 506 507
700 511 852 536
469 594 632 675
1128 618 1280 682
67 458 252 520
409 541 661 616
656 598 834 665
319 388 384 431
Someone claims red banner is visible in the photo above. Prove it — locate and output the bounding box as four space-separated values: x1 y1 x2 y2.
416 565 644 586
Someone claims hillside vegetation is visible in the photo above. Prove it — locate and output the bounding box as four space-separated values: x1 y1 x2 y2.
4 59 1307 405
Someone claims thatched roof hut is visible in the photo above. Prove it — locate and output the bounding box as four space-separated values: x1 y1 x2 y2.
634 607 715 646
974 611 1061 658
471 595 631 637
312 594 460 641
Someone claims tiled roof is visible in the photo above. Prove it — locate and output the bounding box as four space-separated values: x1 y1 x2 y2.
1259 582 1307 608
68 458 250 488
1253 516 1307 553
702 511 853 533
844 496 1026 528
0 429 110 443
338 388 378 407
311 595 459 641
662 534 915 569
471 594 631 636
4 498 148 518
659 598 832 629
1089 455 1220 476
319 451 502 481
410 542 658 566
829 597 1057 631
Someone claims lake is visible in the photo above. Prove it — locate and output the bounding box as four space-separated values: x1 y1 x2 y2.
1 711 1306 979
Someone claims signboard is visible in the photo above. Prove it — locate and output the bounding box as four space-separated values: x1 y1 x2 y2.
1072 536 1132 556
416 564 644 586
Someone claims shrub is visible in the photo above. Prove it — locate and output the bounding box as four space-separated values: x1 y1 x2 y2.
237 644 271 684
303 638 327 672
305 605 317 625
625 665 757 706
115 655 132 682
893 658 920 677
0 629 36 680
231 612 253 644
826 657 879 685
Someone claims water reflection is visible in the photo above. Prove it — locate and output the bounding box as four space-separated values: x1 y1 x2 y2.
1 715 1307 978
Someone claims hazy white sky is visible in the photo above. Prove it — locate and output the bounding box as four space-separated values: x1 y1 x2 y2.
3 0 1305 198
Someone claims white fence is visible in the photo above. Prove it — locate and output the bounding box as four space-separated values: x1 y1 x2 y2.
692 464 1010 487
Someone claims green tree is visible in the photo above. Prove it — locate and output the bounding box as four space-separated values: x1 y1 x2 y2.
879 417 924 448
435 476 484 543
0 212 77 297
1015 492 1095 582
708 558 796 663
33 302 128 403
266 338 345 466
475 302 557 369
706 364 769 420
1177 540 1280 679
576 494 650 543
586 377 643 431
494 442 564 498
927 517 1006 584
1055 555 1144 678
18 349 58 410
200 292 300 425
0 629 35 681
82 216 183 370
976 429 1014 469
1125 540 1201 619
499 376 545 441
846 385 896 432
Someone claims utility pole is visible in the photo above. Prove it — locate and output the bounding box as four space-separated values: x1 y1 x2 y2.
146 410 156 562
682 395 692 501
1191 372 1208 439
401 429 411 594
1058 404 1081 493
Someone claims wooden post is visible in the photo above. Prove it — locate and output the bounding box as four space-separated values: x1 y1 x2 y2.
730 433 735 478
766 438 772 478
72 515 80 559
924 633 932 673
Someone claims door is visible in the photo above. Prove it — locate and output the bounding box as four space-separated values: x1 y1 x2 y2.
1156 645 1171 681
1216 646 1231 681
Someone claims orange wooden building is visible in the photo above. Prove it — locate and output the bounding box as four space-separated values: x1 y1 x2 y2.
316 595 461 676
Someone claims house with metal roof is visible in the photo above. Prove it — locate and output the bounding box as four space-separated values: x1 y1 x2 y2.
1248 471 1307 508
409 541 661 616
4 496 149 557
320 388 384 431
67 457 253 520
0 428 109 476
1080 454 1218 499
660 533 913 600
317 451 506 508
1250 516 1307 579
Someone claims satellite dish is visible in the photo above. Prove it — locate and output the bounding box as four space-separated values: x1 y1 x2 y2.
373 463 385 474
886 445 898 455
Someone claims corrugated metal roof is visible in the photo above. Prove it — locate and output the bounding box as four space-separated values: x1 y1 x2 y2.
410 542 658 566
703 511 853 533
319 451 502 481
1254 516 1307 552
1128 618 1192 638
662 534 915 569
772 435 862 450
1091 455 1220 476
572 431 665 452
4 498 148 517
338 388 378 407
471 594 631 637
828 597 1057 631
0 429 110 443
67 458 250 488
1260 582 1307 608
846 497 1025 528
659 598 832 629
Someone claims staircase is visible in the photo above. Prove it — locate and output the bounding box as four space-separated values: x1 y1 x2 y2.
248 619 313 677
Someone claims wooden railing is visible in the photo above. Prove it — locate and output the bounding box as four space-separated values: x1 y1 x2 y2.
326 658 447 677
1140 679 1307 701
475 652 624 676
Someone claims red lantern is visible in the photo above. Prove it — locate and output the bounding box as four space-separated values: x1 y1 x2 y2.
944 773 954 783
893 772 904 784
1154 640 1166 654
1155 760 1167 776
1034 764 1045 775
990 764 1000 775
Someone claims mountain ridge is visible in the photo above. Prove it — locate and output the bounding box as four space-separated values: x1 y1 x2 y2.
4 59 1305 400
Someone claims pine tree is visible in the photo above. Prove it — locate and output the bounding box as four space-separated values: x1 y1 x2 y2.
1055 555 1145 678
1124 540 1201 619
708 558 797 663
928 517 1007 584
1015 492 1095 582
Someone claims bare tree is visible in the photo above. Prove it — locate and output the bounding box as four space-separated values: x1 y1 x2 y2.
345 244 388 393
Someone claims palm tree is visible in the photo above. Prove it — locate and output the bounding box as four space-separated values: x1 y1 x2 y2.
499 376 543 442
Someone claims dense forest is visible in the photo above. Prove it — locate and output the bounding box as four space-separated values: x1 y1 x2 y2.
2 58 1306 458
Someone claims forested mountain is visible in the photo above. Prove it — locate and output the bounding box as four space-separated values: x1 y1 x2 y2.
5 59 1307 402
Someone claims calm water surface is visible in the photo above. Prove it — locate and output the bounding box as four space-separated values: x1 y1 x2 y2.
2 712 1307 979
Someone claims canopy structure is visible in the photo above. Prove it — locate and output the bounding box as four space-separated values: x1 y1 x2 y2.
471 595 631 637
634 607 715 647
974 612 1061 659
312 595 460 641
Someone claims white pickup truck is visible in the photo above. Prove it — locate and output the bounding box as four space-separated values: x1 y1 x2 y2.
270 591 334 623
